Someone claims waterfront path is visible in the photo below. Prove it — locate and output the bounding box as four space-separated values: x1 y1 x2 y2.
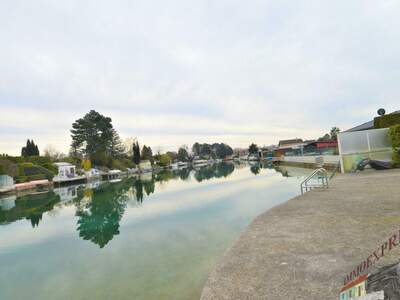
201 169 400 300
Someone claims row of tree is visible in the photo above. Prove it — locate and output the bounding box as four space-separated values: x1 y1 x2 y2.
69 110 236 167
21 139 40 156
19 110 340 168
191 142 233 159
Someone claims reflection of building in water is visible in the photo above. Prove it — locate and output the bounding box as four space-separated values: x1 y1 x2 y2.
0 195 16 211
0 192 60 227
53 185 80 204
86 180 101 190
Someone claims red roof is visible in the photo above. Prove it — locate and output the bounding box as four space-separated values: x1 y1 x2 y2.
309 140 338 149
340 274 368 292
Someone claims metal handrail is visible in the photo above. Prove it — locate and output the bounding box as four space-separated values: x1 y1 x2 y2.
329 162 341 180
300 168 329 194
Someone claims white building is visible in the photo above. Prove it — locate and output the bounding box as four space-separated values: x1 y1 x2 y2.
54 162 76 179
0 175 15 193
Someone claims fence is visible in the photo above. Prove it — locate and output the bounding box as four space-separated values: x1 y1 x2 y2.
338 128 392 173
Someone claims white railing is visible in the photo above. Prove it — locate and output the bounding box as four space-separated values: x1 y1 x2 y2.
300 168 329 194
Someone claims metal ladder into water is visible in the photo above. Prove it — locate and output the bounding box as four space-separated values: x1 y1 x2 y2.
300 168 329 194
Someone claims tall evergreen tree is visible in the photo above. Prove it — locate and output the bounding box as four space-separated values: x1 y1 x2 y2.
109 128 126 158
132 141 141 165
177 147 189 162
70 110 114 158
141 145 153 163
192 143 201 156
21 139 40 156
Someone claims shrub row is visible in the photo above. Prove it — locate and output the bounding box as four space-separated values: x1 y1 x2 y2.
374 114 400 129
389 125 400 167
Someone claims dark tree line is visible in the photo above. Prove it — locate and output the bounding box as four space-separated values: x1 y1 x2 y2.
132 141 153 166
191 143 233 159
21 139 40 156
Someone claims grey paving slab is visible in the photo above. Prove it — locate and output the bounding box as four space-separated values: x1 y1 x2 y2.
201 169 400 300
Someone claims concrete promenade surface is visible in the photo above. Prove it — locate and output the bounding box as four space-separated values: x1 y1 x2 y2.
201 169 400 300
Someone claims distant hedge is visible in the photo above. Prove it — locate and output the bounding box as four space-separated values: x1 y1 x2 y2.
15 163 54 183
389 125 400 166
374 114 400 129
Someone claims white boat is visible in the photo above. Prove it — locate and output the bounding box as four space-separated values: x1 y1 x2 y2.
193 159 209 167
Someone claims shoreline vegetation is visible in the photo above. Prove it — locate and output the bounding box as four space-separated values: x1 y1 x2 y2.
0 110 252 188
0 110 342 191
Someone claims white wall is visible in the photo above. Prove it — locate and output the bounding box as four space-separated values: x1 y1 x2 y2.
0 175 14 188
282 155 340 165
357 291 384 300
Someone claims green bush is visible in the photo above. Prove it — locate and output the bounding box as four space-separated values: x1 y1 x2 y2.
157 154 172 167
15 176 28 183
17 163 54 181
27 174 47 181
375 114 400 129
0 159 18 177
111 159 127 171
0 165 5 175
389 125 400 166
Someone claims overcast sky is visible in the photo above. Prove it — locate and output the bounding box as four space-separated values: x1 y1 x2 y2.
1 0 399 155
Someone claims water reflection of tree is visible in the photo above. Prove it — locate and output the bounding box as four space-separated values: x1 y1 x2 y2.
194 162 234 182
143 179 155 196
134 180 144 203
215 162 234 178
154 170 175 183
75 175 159 248
177 168 190 180
273 166 289 177
76 180 131 248
0 191 60 228
250 164 261 175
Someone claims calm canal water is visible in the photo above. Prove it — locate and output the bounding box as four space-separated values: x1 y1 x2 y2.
0 162 308 300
